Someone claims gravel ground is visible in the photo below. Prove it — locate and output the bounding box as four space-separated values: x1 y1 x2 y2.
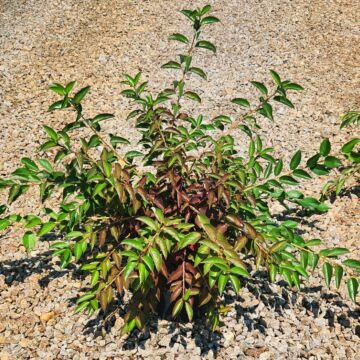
0 0 359 359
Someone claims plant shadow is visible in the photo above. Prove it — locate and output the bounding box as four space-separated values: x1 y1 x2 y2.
0 249 84 287
328 185 360 203
81 294 223 356
228 271 360 337
80 270 359 355
1 251 359 355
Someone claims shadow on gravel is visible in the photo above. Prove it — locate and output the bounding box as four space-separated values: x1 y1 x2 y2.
1 250 358 352
81 296 223 356
0 250 84 287
227 272 360 337
327 185 360 203
79 270 358 354
274 211 324 235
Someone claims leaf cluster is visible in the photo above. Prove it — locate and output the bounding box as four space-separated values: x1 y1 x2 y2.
0 5 359 334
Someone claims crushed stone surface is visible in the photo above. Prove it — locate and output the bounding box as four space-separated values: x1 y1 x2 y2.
0 0 359 359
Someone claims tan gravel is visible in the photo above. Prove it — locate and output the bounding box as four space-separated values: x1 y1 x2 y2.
0 0 359 359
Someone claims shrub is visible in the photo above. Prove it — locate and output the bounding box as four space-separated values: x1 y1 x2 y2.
320 110 360 198
0 5 359 334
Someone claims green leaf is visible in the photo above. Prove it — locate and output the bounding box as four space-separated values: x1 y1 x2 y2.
110 135 130 146
138 263 148 284
340 111 360 129
137 216 158 231
300 251 309 269
274 159 283 176
149 248 162 271
230 266 250 278
161 61 181 69
21 158 39 171
94 182 107 196
342 138 360 154
264 162 273 178
172 299 184 317
269 70 281 86
342 259 360 270
39 140 57 152
231 98 250 108
60 249 72 268
121 239 144 251
162 227 180 241
306 153 320 169
37 222 56 237
319 248 350 257
324 156 341 168
297 197 321 210
279 176 298 185
185 302 194 321
347 278 359 303
310 165 329 176
248 140 255 158
143 255 155 273
77 293 95 304
125 151 143 161
178 232 201 249
39 159 53 173
0 219 10 231
319 138 331 156
184 91 201 103
195 40 216 53
49 83 66 95
11 168 34 181
92 113 114 123
74 301 89 314
196 214 210 227
282 82 304 91
218 274 228 295
50 242 69 250
121 89 136 98
309 253 320 271
73 86 90 104
281 268 292 286
306 239 321 247
200 4 212 15
229 274 241 294
48 100 64 112
43 126 58 141
169 33 189 44
250 81 268 95
269 264 277 282
290 150 301 170
203 256 227 267
286 190 303 199
124 261 137 280
292 169 311 179
66 231 83 239
74 242 84 262
65 81 76 94
269 241 288 253
152 208 164 224
273 95 294 108
22 231 37 252
292 272 301 290
201 16 220 25
322 262 332 288
8 184 22 203
91 270 99 286
189 67 207 80
261 102 273 120
335 265 343 289
294 264 309 279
